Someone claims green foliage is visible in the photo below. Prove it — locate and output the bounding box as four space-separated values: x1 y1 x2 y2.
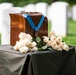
33 36 45 51
0 0 50 6
48 21 51 37
63 19 76 46
0 0 76 6
59 0 76 5
34 36 53 51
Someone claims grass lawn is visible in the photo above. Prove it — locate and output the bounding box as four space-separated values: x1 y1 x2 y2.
63 19 76 47
48 19 76 47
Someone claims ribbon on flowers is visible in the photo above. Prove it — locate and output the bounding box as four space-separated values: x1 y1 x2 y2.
23 14 44 32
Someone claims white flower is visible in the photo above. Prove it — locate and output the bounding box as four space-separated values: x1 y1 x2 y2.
51 41 57 48
17 41 25 48
13 45 19 51
64 46 69 51
28 41 37 47
57 42 62 47
50 35 56 41
61 42 69 51
13 41 19 50
19 46 29 53
56 36 62 43
43 36 49 43
50 41 62 51
61 42 65 48
47 41 52 46
50 31 55 36
13 41 24 50
56 46 62 51
26 34 32 41
19 38 23 42
19 32 26 39
31 47 38 51
32 42 37 47
22 38 31 46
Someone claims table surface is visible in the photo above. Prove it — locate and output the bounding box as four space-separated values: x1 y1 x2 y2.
0 45 75 75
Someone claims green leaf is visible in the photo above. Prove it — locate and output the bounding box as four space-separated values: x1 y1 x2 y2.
42 45 47 49
47 47 53 51
36 37 41 43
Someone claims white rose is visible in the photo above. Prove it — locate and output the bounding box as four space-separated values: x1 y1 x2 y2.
56 36 62 44
28 41 37 47
50 41 59 50
47 41 52 46
13 45 19 51
22 38 31 46
61 42 65 47
50 31 55 36
62 44 69 51
64 46 69 51
51 41 57 47
52 44 59 50
51 43 62 51
18 41 26 48
43 36 49 43
16 41 19 44
61 42 69 51
31 47 38 51
19 38 23 42
14 41 24 50
56 46 62 51
26 34 32 41
13 41 19 50
18 32 26 39
50 35 56 41
19 46 29 53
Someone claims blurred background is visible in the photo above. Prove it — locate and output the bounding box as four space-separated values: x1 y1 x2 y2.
0 0 76 48
0 0 75 6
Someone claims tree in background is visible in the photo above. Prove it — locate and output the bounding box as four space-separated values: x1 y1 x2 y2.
0 0 76 6
59 0 76 5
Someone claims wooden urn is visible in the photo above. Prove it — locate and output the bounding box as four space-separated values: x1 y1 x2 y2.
10 12 48 46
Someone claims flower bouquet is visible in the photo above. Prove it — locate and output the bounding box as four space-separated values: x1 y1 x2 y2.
13 31 69 53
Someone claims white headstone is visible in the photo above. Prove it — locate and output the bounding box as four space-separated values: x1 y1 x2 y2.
23 4 35 12
47 5 52 21
0 2 13 33
1 7 25 45
50 2 69 37
35 2 48 16
68 8 72 19
71 5 76 21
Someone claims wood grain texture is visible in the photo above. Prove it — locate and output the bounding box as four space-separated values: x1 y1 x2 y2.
10 12 48 46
